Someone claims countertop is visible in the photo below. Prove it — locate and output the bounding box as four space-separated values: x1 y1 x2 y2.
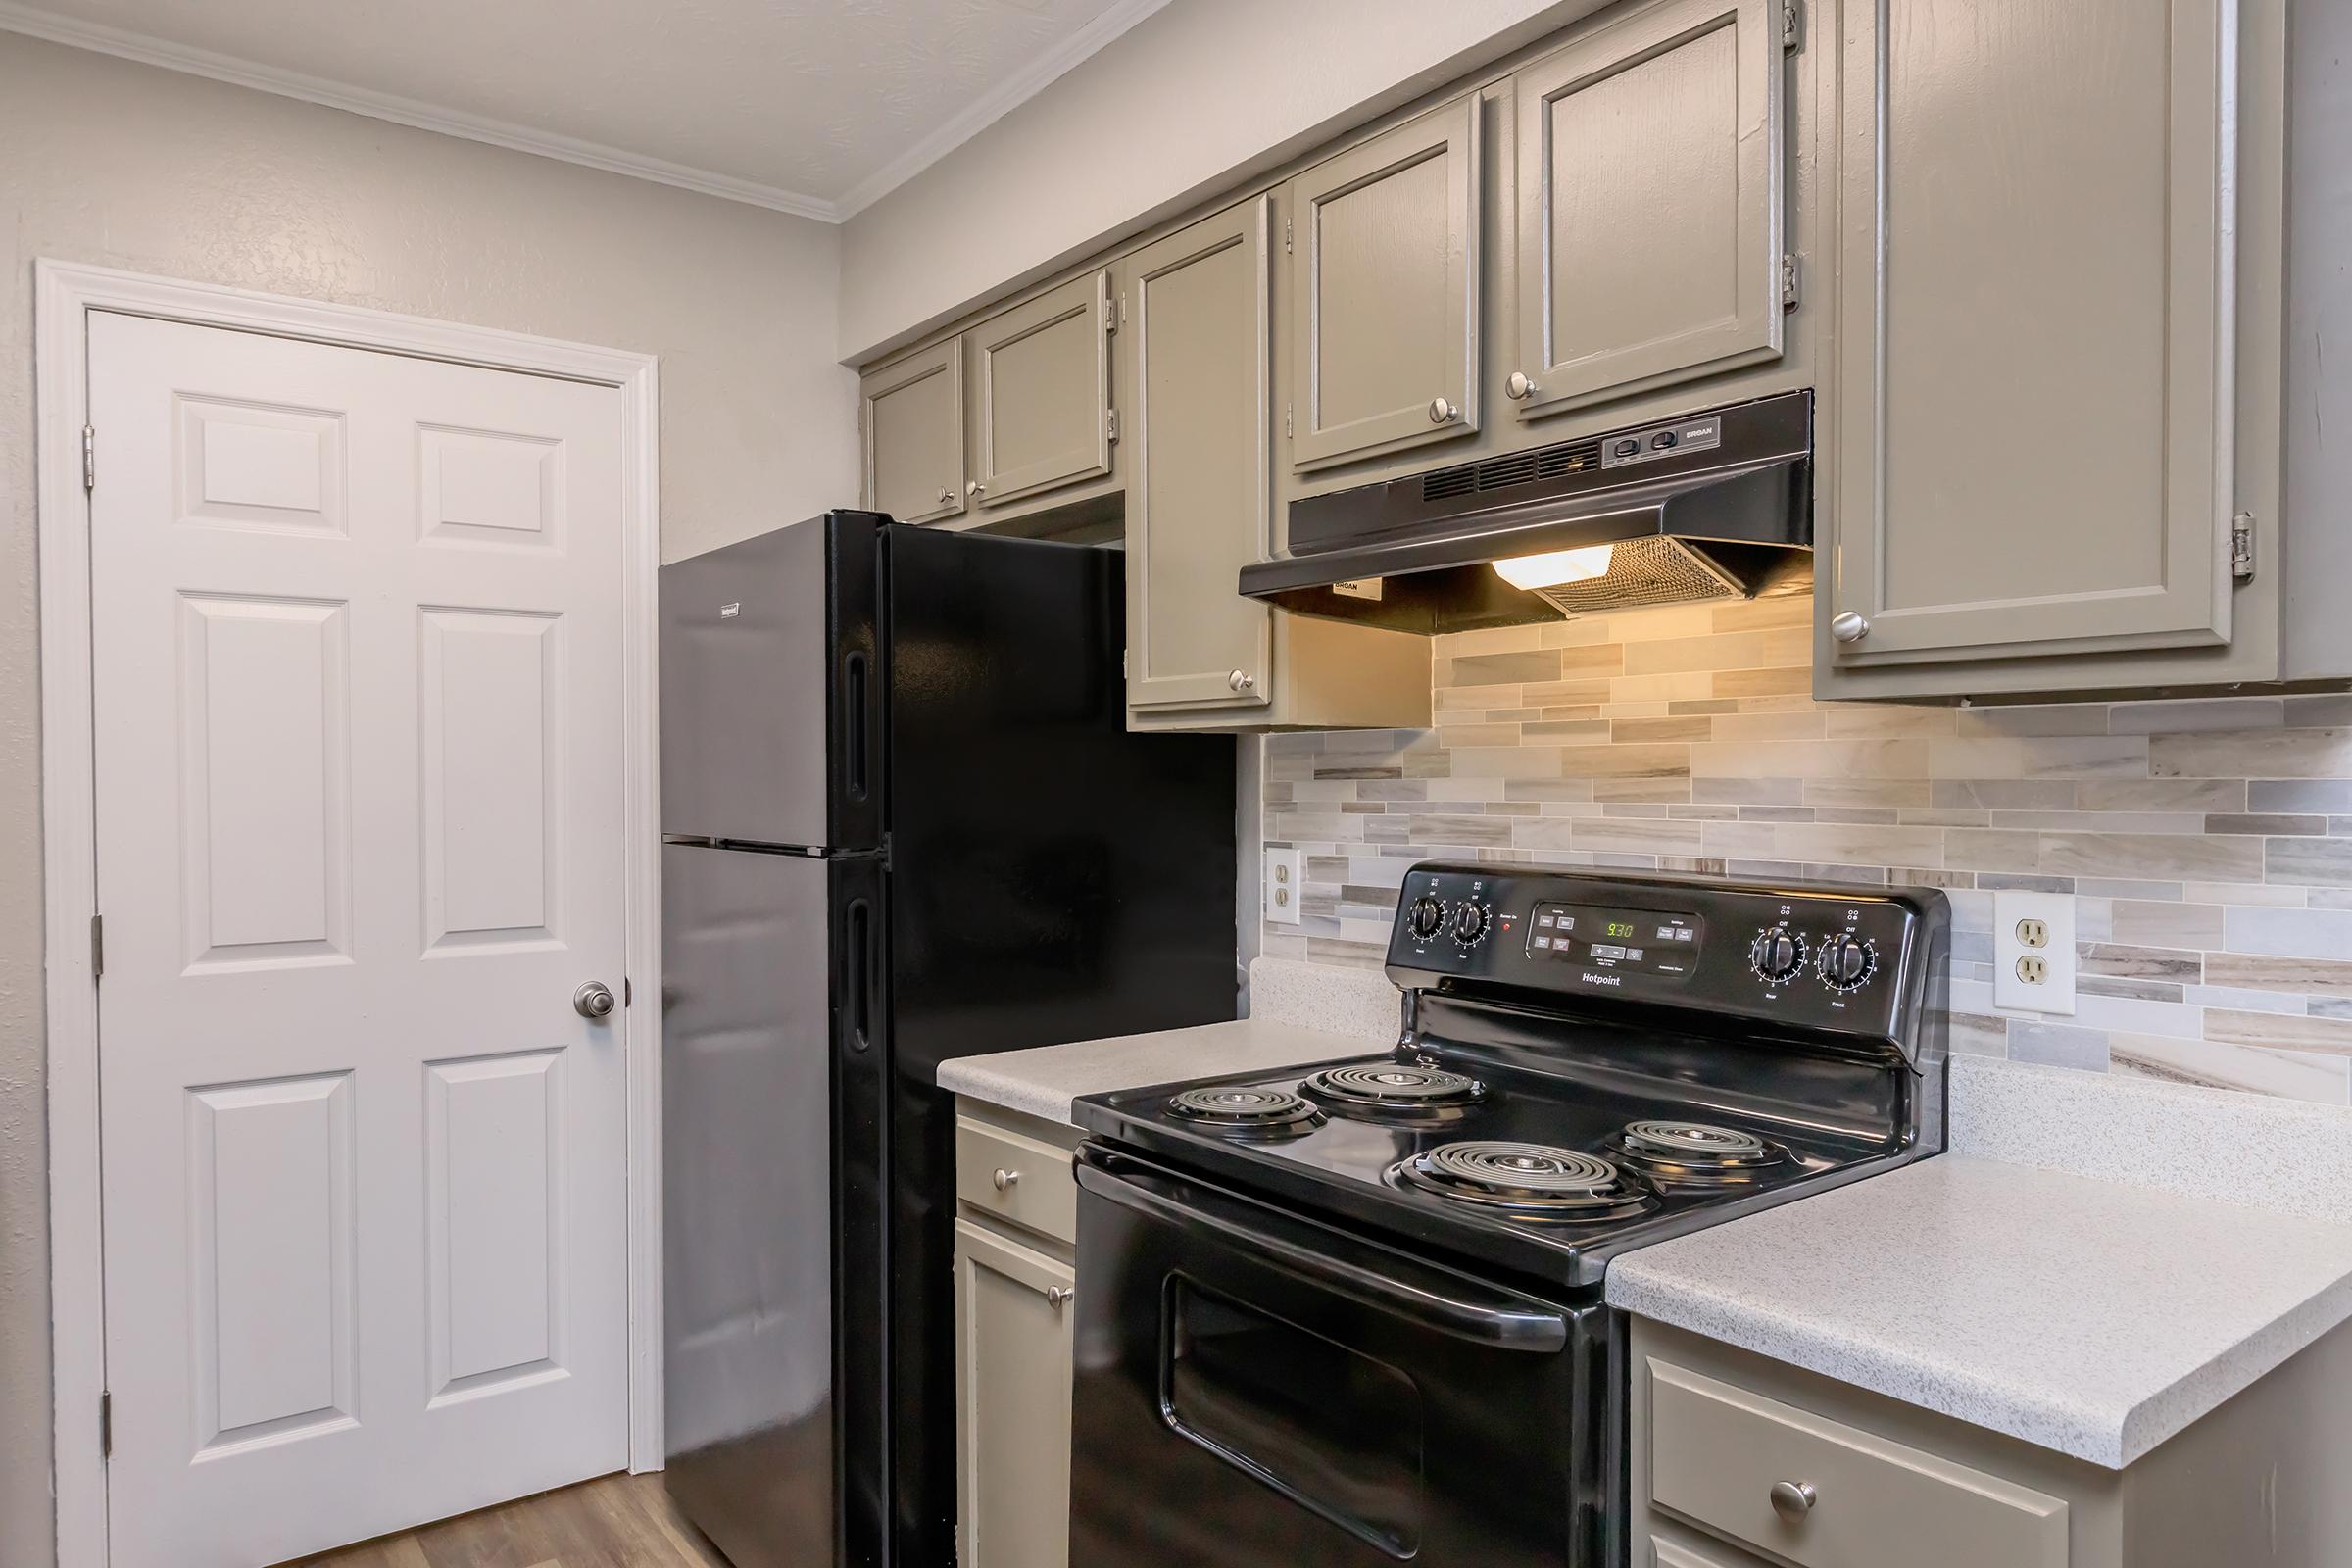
1607 1150 2352 1468
936 1015 1381 1126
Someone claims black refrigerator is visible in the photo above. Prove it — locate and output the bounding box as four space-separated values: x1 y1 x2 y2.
658 513 1238 1568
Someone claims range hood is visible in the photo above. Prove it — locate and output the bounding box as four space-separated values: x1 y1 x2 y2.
1240 391 1814 635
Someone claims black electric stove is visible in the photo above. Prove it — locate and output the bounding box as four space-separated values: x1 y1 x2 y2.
1067 863 1949 1568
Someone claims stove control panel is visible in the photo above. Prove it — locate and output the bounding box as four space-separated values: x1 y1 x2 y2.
1386 862 1945 1046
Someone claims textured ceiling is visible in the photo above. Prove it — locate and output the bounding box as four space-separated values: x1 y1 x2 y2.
0 0 1160 216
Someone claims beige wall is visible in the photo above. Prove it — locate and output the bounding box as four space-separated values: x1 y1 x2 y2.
836 0 1609 360
0 34 856 1564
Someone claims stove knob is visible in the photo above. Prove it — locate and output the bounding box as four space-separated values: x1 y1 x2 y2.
1749 927 1807 985
1406 893 1446 941
1818 933 1878 991
1451 903 1491 946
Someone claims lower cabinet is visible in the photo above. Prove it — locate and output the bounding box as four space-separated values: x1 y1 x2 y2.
953 1102 1082 1568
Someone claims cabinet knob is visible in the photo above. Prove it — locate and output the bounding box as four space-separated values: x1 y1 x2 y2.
1768 1479 1817 1523
1228 668 1257 693
966 479 987 497
1504 371 1537 401
1045 1286 1074 1309
1830 611 1871 643
1428 397 1457 424
936 485 953 505
991 1168 1020 1191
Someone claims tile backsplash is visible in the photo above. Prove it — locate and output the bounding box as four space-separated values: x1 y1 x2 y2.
1259 594 2352 1105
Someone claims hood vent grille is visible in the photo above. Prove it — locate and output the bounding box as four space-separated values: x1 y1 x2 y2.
1420 439 1603 504
1527 538 1746 617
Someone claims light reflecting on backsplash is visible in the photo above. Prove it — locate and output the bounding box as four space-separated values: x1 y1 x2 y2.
1260 595 2352 1104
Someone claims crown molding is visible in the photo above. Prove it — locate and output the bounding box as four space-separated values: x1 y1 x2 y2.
0 0 842 220
829 0 1175 220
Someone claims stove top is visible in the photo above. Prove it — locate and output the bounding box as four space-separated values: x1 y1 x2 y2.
1075 863 1952 1295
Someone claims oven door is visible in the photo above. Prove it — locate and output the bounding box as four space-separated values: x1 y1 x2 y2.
1069 1143 1615 1568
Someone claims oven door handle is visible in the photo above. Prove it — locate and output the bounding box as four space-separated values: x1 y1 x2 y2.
1076 1149 1571 1353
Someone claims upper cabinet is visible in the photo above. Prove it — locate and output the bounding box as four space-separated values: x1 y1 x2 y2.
1821 0 2282 692
965 270 1116 516
1286 97 1483 471
1507 0 1787 421
860 339 964 526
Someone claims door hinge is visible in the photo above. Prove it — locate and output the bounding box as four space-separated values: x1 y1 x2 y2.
622 976 633 1007
99 1391 112 1458
1102 295 1118 332
1283 217 1294 255
90 913 103 981
1783 0 1803 49
1284 403 1295 440
81 425 95 492
1781 253 1800 310
2232 512 2257 582
1105 407 1121 444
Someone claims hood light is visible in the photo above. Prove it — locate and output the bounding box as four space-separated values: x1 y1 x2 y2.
1492 544 1616 591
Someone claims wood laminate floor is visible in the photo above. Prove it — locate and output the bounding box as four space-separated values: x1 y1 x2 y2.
287 1472 732 1568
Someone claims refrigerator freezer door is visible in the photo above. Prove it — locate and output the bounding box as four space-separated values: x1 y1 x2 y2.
661 842 836 1568
660 513 883 850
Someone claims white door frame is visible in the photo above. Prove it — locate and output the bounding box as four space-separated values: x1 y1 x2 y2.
34 259 666 1568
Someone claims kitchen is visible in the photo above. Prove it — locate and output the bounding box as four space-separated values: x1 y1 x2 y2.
5 0 2350 1566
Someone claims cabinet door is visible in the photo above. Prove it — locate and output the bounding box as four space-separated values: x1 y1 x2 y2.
1511 0 1785 419
860 339 965 524
1288 96 1481 470
966 270 1114 513
954 1219 1074 1568
1124 199 1275 710
1826 0 2239 667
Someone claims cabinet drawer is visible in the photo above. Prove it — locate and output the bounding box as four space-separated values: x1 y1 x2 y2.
956 1115 1078 1245
1645 1356 2069 1568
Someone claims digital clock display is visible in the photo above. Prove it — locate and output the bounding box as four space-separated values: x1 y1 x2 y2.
1527 901 1704 982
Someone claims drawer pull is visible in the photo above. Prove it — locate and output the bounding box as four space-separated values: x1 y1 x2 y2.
1769 1479 1817 1523
1045 1286 1074 1309
991 1167 1020 1192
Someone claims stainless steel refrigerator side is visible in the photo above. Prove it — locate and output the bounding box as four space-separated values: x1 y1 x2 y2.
658 516 840 848
659 841 835 1568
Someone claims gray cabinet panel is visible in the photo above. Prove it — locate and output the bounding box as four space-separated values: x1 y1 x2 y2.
1123 200 1275 711
953 1218 1073 1568
1511 0 1785 419
1288 96 1481 470
860 339 965 525
967 270 1113 512
1826 0 2239 669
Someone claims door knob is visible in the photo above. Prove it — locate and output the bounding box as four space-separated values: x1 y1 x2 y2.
1428 397 1457 424
1228 669 1257 693
1830 611 1871 643
573 981 617 1020
1769 1479 1817 1523
1505 371 1537 401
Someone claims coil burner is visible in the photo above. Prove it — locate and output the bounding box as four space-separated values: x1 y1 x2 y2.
1298 1063 1488 1121
1389 1141 1655 1223
1165 1086 1326 1140
1599 1119 1792 1187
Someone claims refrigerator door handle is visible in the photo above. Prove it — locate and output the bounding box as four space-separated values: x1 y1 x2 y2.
843 897 876 1053
841 649 872 805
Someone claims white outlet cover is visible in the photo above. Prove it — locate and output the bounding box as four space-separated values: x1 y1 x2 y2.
1992 889 2077 1014
1264 847 1302 925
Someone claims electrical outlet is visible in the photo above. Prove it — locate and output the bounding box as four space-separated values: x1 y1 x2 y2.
1993 890 2076 1014
1264 847 1301 925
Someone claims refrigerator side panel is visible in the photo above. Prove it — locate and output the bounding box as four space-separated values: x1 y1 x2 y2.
660 843 835 1568
880 526 1241 1567
661 513 883 849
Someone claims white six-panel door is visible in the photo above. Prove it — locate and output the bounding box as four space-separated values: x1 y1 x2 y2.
87 312 632 1567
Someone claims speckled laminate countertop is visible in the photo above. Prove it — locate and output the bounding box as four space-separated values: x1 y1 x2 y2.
1607 1152 2352 1468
